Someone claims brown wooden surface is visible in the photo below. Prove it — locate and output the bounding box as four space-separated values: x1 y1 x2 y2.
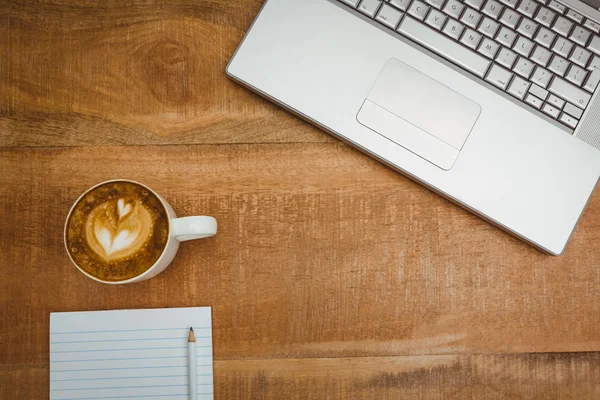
0 0 330 147
1 1 600 399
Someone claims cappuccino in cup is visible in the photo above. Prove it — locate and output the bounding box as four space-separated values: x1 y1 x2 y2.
65 180 217 284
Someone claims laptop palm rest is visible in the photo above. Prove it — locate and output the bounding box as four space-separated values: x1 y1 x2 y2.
357 58 482 170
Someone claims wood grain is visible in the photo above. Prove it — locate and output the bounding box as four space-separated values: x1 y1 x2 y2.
4 354 600 399
1 144 600 397
0 0 332 146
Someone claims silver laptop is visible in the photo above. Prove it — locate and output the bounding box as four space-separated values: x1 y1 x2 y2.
227 0 600 255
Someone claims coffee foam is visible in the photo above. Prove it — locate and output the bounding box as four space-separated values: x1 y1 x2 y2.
66 181 169 282
84 198 155 262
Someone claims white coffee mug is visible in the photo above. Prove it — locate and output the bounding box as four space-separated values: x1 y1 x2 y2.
64 179 217 284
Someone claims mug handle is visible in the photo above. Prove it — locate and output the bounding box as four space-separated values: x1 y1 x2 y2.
170 216 217 242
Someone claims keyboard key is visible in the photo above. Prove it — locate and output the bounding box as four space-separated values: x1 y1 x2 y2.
482 0 504 19
425 0 446 9
465 0 485 9
548 54 569 76
531 66 553 87
407 1 430 20
589 55 600 70
500 8 521 29
517 18 539 38
588 35 600 55
375 4 404 28
485 64 513 89
531 45 552 66
552 37 574 57
542 102 561 118
565 9 584 24
534 7 557 27
548 0 566 14
584 19 600 34
547 94 566 108
513 56 536 77
443 18 466 39
534 27 556 48
390 0 413 11
358 0 383 17
564 102 584 118
570 26 592 46
508 75 531 99
398 17 492 77
496 26 517 47
478 17 500 37
517 0 538 18
529 83 549 99
583 68 600 92
426 9 447 29
566 64 588 86
548 76 592 108
498 27 518 47
559 112 578 128
461 8 483 28
443 0 465 19
514 36 535 56
460 28 484 49
570 46 592 67
525 93 544 108
499 0 518 8
340 0 361 7
478 37 501 58
496 46 518 68
553 16 574 37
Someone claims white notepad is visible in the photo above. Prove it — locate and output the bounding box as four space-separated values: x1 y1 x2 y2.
50 307 213 400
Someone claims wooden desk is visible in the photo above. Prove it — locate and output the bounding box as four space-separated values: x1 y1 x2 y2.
2 1 600 398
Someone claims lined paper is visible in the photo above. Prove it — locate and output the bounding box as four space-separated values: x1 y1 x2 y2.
50 307 213 400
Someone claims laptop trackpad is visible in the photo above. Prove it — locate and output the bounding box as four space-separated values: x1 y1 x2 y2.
357 58 481 170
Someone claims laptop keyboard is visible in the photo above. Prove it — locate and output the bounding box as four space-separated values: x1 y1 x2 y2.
338 0 600 130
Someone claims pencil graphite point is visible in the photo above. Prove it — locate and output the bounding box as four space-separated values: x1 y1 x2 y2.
188 327 196 342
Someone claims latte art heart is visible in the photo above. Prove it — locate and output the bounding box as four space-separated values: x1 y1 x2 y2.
84 198 154 261
117 198 132 219
95 226 139 256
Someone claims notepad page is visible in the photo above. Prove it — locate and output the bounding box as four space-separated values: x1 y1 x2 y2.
50 307 213 400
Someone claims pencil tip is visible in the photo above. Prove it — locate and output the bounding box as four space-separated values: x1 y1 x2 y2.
190 327 194 332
